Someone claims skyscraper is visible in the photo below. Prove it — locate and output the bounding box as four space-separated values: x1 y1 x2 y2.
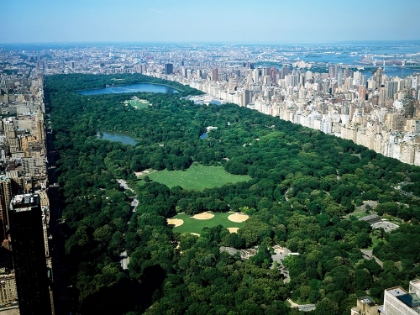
0 176 12 240
35 109 44 143
196 69 202 80
212 68 219 82
329 66 335 79
385 81 398 100
280 65 290 79
334 64 341 80
375 67 383 88
252 69 259 83
383 280 420 314
9 194 51 315
165 63 173 75
358 86 367 100
242 90 253 107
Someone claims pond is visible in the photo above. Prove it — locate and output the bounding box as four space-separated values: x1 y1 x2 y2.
98 131 137 146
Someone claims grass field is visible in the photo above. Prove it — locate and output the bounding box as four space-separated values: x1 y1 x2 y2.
350 208 369 219
125 99 151 109
170 212 246 234
146 164 251 190
367 235 383 250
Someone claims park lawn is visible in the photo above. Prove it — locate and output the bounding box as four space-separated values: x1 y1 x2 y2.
367 233 388 250
126 99 151 109
146 164 251 191
171 212 246 234
350 208 369 219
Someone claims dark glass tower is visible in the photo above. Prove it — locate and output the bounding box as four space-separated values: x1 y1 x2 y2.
9 194 51 315
165 63 173 75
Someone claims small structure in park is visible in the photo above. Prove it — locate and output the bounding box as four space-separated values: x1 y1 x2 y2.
359 214 382 224
219 246 257 260
359 214 399 233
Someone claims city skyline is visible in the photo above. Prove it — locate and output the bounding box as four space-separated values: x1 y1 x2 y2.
3 0 420 44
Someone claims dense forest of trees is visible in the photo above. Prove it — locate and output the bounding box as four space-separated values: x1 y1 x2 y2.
45 73 420 315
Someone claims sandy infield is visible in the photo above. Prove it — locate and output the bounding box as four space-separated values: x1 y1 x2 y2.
227 227 239 233
192 212 214 220
167 218 184 227
228 213 249 223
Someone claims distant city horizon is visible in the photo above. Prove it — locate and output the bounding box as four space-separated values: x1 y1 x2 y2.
2 39 420 46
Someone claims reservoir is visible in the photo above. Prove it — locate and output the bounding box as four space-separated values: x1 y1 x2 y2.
98 131 137 146
79 83 179 95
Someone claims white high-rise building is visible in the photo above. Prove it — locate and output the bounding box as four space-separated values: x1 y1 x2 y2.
385 81 399 100
353 71 362 86
252 69 259 83
383 279 420 315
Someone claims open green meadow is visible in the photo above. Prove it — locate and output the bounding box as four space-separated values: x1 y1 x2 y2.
146 164 251 190
125 99 151 109
170 212 246 234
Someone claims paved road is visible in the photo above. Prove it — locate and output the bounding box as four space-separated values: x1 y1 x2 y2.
46 122 76 315
360 249 383 267
287 299 316 312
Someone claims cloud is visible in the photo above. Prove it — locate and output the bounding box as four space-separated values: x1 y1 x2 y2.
149 8 165 14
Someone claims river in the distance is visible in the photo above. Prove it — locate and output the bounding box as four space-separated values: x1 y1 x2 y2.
79 83 179 95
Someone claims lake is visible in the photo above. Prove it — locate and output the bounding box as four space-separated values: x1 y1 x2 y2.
98 131 137 146
79 83 179 95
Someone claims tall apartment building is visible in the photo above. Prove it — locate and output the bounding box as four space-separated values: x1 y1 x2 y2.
376 67 383 88
35 109 44 143
9 194 51 315
383 280 420 314
0 272 18 306
0 176 12 240
352 279 420 314
164 63 173 75
4 121 21 153
21 157 41 176
212 68 219 82
385 81 398 100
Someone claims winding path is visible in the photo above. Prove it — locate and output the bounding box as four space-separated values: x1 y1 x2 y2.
360 249 383 267
117 179 139 213
117 179 139 269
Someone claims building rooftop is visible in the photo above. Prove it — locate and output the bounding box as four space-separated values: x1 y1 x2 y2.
397 293 420 308
357 295 376 306
386 286 407 297
10 194 39 212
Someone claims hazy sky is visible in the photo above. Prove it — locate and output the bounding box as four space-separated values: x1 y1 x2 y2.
3 0 420 44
